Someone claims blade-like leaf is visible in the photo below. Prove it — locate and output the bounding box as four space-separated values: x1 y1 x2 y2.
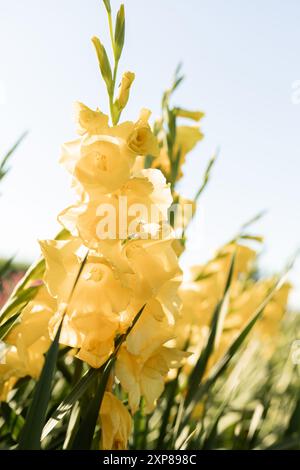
155 336 191 450
240 210 267 231
18 321 63 449
0 131 28 182
285 397 300 437
0 256 14 279
0 312 21 340
62 401 81 449
18 251 88 448
42 304 146 441
201 400 229 450
177 276 286 441
71 358 114 450
102 0 111 14
41 368 98 441
92 36 113 93
0 286 39 327
0 403 25 442
155 376 180 449
195 277 285 401
194 150 218 203
185 254 235 405
114 4 125 61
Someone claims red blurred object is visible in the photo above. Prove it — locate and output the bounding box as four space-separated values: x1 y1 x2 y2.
0 271 25 308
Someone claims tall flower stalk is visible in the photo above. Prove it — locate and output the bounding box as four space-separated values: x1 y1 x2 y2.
0 0 296 452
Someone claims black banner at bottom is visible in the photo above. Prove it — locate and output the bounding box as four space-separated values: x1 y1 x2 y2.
0 450 298 466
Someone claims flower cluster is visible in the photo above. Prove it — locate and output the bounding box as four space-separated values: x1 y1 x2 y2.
0 101 186 449
176 241 291 377
0 0 294 451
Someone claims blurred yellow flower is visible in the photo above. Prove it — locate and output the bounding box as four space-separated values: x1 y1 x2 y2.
174 108 204 122
0 376 17 402
0 287 55 394
175 125 203 158
99 392 132 449
153 124 203 181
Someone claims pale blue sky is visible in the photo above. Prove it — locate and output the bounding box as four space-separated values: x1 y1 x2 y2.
0 0 299 305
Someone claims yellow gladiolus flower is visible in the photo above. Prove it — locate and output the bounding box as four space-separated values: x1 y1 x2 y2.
115 71 135 111
152 125 203 180
175 125 204 158
99 392 132 449
74 135 136 196
0 376 18 402
174 108 205 122
115 296 185 415
61 107 159 198
0 287 55 390
126 108 159 158
116 343 186 413
114 281 185 415
125 299 174 358
74 102 109 136
40 238 132 368
39 238 86 304
58 168 172 248
123 231 181 292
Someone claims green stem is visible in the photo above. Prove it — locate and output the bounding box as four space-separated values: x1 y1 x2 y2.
109 60 119 125
107 11 120 125
107 11 115 54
